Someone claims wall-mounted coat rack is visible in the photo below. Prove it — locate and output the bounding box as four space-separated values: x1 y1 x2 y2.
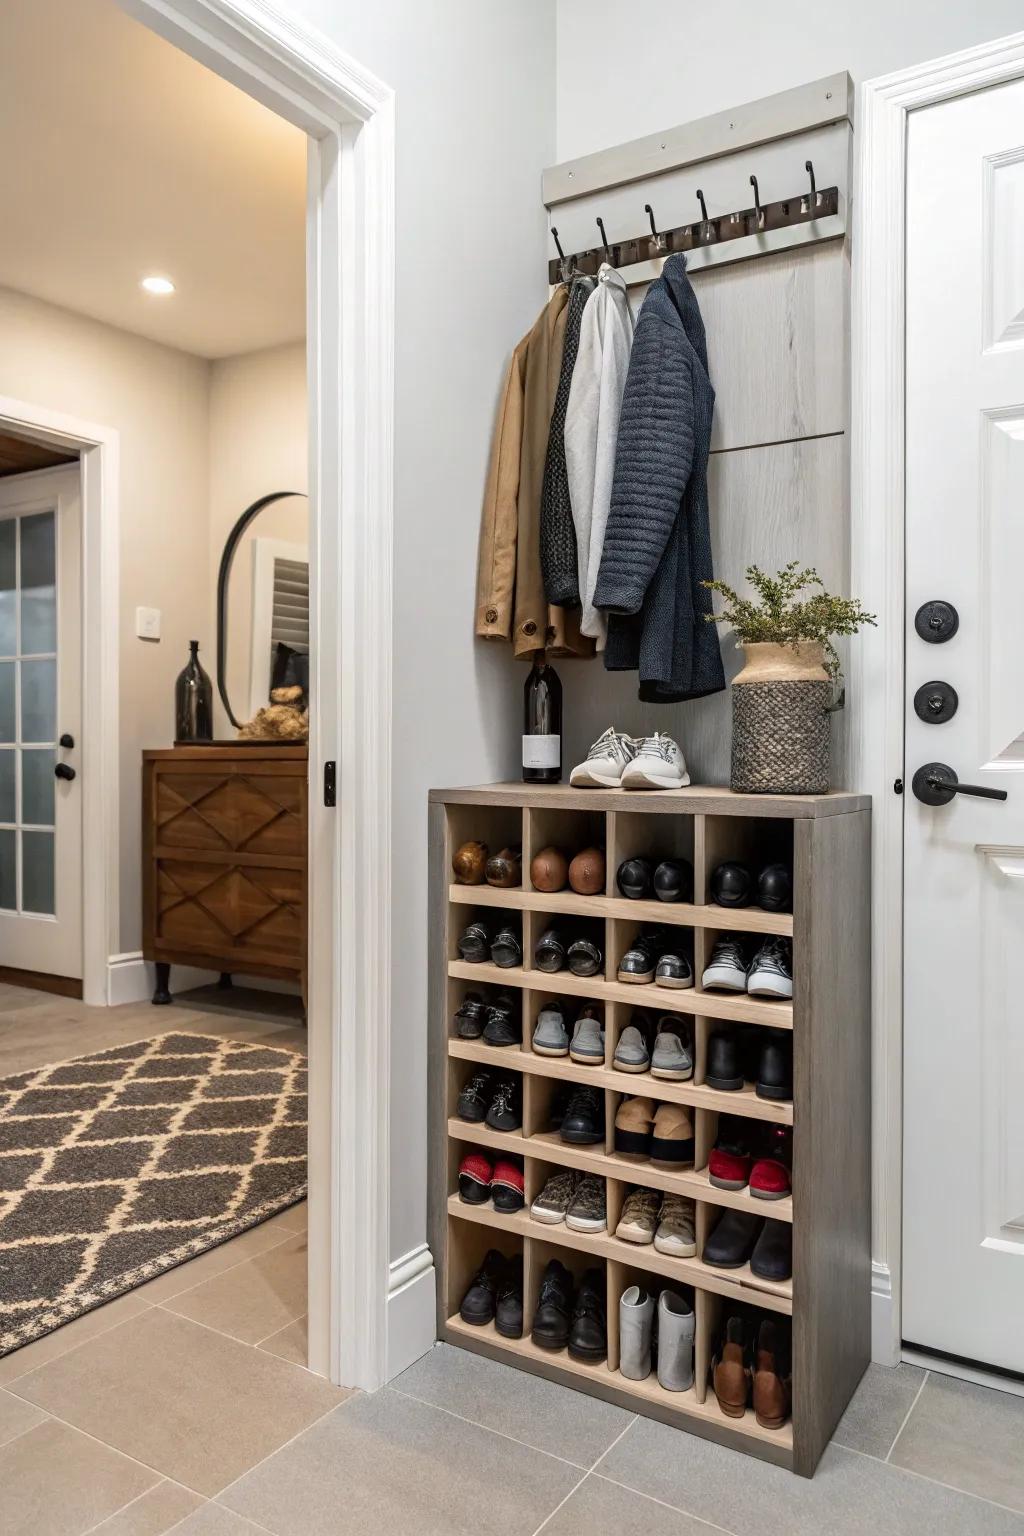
549 162 838 285
544 73 851 288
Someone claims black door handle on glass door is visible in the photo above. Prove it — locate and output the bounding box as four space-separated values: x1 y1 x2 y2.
911 762 1007 806
54 763 76 782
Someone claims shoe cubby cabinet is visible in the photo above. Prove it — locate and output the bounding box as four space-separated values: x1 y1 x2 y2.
429 783 870 1477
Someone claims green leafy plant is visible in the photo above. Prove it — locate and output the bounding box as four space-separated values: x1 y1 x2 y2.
702 563 876 682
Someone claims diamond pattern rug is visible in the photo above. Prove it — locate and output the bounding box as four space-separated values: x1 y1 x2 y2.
0 1032 307 1356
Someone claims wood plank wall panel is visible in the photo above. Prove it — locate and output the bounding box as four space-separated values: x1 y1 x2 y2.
563 238 851 791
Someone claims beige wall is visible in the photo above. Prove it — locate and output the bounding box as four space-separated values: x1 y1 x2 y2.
207 343 307 736
0 287 307 954
0 286 210 954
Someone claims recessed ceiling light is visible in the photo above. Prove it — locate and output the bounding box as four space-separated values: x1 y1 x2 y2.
141 275 175 296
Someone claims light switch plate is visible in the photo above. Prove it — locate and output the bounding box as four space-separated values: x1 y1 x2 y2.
135 606 161 641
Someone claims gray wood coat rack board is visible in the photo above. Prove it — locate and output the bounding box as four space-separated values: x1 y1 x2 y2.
428 783 871 1477
542 77 853 790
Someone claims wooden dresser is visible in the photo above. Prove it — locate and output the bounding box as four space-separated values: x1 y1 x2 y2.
142 746 307 1003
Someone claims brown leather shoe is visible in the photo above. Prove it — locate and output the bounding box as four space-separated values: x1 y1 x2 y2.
712 1314 751 1418
753 1318 792 1430
650 1103 695 1167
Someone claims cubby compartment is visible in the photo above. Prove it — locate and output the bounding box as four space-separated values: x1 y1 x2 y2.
432 783 869 1476
526 1239 609 1367
608 809 696 903
449 904 524 970
448 975 524 1045
529 910 606 977
607 1253 698 1392
608 913 696 994
450 1056 525 1137
447 802 525 891
525 806 606 894
697 1107 794 1221
700 815 794 918
525 990 607 1068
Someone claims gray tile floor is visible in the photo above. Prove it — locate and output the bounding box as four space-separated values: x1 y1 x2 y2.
2 985 1024 1533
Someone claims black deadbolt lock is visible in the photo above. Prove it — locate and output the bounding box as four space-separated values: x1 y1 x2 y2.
914 600 959 644
913 680 959 724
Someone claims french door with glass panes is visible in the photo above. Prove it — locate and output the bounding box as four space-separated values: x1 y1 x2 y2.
0 466 82 979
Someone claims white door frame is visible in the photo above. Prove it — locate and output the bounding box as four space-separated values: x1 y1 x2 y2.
116 0 396 1391
852 28 1024 1366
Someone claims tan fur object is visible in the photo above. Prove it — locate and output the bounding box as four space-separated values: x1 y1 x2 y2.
238 686 309 741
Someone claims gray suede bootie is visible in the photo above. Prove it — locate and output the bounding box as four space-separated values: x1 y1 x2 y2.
656 1289 695 1392
618 1285 654 1380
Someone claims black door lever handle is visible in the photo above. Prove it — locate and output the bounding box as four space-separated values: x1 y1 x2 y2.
912 762 1008 806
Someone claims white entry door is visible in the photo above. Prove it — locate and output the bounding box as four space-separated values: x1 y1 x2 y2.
0 466 82 979
903 80 1024 1371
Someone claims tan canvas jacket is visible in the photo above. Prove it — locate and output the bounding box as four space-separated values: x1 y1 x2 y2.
475 287 593 658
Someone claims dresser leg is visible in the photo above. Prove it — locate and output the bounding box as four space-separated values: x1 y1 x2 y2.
152 963 172 1005
217 972 233 989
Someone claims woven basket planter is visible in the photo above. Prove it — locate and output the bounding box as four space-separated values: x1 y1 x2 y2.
730 642 831 795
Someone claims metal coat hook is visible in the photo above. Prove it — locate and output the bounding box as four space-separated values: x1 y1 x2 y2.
750 174 763 223
696 189 709 222
644 203 666 254
596 215 612 262
551 227 566 262
805 160 816 202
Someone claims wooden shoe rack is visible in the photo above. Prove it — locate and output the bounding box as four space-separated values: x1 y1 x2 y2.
428 783 870 1477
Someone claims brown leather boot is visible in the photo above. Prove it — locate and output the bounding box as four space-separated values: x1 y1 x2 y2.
752 1318 792 1430
712 1314 751 1418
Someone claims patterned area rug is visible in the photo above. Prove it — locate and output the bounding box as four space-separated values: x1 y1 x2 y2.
0 1032 307 1356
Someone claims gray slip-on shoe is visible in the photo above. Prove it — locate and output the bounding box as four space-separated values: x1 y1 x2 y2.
613 1023 650 1073
532 1004 569 1057
570 1008 605 1064
650 1017 693 1081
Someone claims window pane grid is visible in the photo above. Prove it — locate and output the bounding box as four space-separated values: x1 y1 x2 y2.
0 509 57 916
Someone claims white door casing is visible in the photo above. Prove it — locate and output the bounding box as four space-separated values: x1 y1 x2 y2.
902 77 1024 1371
0 467 82 978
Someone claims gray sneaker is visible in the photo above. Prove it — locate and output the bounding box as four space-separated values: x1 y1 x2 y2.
532 1004 569 1057
613 1022 650 1074
650 1017 693 1081
530 1168 579 1224
570 1007 605 1064
566 1174 607 1233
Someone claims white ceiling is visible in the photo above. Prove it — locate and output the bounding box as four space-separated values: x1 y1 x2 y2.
0 0 306 358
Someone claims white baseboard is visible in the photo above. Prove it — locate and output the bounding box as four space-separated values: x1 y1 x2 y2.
871 1260 898 1365
901 1347 1024 1398
106 953 218 1007
386 1243 436 1380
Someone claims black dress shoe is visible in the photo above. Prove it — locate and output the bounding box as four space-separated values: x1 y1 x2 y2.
711 862 753 908
617 857 654 900
531 1259 574 1350
458 920 491 963
756 1037 793 1101
654 858 694 903
534 926 567 973
567 935 603 977
496 1254 524 1337
548 1081 571 1131
751 1219 792 1282
454 991 488 1039
559 1085 604 1145
757 863 792 913
617 926 666 984
485 1073 522 1131
705 1031 743 1091
703 1209 763 1269
569 1267 607 1362
491 921 522 968
482 994 520 1046
460 1248 505 1325
457 1068 494 1122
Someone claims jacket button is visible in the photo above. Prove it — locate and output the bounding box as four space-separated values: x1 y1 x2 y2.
485 608 498 624
522 620 537 636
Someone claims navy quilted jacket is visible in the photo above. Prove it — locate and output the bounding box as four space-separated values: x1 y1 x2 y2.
593 253 725 703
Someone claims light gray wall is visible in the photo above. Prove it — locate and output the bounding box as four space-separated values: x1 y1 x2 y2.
555 0 1024 159
286 0 556 1270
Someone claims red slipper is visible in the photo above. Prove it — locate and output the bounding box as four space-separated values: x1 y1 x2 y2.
458 1150 494 1205
491 1157 525 1212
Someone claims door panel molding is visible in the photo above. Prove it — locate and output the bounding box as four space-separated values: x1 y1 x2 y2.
853 28 1024 1364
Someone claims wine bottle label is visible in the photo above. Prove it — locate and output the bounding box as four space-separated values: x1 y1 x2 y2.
522 734 560 769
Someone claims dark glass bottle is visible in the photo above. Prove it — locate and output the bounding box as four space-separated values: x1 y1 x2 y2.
175 640 213 742
523 655 562 783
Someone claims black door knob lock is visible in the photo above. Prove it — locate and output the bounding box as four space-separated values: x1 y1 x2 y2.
912 762 1007 807
59 733 75 750
54 763 76 782
913 680 958 724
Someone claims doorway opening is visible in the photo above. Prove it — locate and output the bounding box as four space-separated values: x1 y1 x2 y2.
0 0 396 1395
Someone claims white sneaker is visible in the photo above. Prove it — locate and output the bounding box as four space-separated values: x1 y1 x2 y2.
569 727 637 788
620 733 689 790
